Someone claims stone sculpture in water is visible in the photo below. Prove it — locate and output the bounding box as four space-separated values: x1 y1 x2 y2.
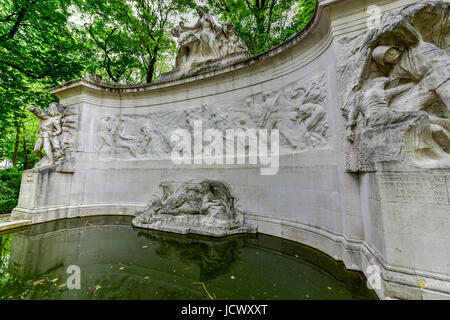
132 179 255 237
159 5 249 81
337 1 450 171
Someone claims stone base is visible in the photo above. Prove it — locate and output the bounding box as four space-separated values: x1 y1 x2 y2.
157 52 249 82
359 165 450 299
132 213 256 238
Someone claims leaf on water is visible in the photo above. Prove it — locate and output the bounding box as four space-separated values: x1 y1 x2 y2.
230 276 235 280
418 280 427 288
119 267 125 270
142 245 148 249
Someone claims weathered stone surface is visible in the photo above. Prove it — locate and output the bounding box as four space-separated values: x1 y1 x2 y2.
132 179 255 237
158 5 249 82
11 0 450 300
337 1 450 172
93 72 329 161
29 102 78 170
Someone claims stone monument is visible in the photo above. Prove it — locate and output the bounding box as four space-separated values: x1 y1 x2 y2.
158 5 249 81
11 0 450 299
132 179 255 236
337 1 450 171
28 102 77 170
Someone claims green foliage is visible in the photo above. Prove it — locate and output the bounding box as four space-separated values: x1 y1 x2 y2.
0 168 22 214
0 0 317 177
0 0 87 170
0 234 30 299
0 199 17 215
79 0 196 83
206 0 317 54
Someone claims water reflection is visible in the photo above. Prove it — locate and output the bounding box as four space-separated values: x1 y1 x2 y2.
0 216 377 300
137 230 246 282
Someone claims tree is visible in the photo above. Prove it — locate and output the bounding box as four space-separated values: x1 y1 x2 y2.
205 0 316 54
0 0 88 167
0 0 86 82
79 0 195 84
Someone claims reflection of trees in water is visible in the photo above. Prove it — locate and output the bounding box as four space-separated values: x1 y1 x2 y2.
0 234 30 299
0 235 10 268
137 230 250 281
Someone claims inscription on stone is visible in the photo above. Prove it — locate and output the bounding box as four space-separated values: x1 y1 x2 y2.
378 175 449 204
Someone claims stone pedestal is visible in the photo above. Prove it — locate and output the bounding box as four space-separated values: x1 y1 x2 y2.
359 165 450 299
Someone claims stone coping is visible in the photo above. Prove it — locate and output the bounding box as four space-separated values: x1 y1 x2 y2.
0 219 32 232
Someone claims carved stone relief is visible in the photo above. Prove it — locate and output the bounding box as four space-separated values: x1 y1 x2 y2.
158 6 249 81
95 72 330 160
132 179 256 237
337 1 450 171
29 102 78 169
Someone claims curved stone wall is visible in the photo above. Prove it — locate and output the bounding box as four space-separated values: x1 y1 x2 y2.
12 0 450 299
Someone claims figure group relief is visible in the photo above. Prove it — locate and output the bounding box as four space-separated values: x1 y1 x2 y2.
29 102 78 169
337 1 450 171
132 179 254 237
95 72 330 160
160 5 249 80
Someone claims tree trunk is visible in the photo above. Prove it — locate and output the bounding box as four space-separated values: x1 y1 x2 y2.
22 123 30 169
146 47 159 84
12 122 20 167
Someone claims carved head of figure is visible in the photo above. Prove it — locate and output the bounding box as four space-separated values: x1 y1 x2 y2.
372 45 401 65
196 5 207 17
262 91 274 103
225 20 234 33
140 124 151 136
47 102 59 117
171 26 180 37
200 181 213 194
290 84 306 103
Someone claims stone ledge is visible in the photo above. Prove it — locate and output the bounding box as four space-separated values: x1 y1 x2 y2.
0 219 32 232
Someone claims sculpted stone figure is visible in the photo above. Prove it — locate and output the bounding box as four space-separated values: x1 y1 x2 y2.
132 179 255 237
95 73 329 160
96 117 138 157
338 1 450 171
29 103 63 166
160 5 248 80
345 77 421 141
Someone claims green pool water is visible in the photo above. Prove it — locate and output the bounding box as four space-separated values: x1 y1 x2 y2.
0 216 377 300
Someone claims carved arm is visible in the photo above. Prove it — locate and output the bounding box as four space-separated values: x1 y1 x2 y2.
385 82 415 101
28 106 44 118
